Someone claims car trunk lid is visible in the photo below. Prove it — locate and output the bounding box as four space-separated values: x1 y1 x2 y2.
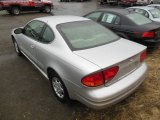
73 38 146 86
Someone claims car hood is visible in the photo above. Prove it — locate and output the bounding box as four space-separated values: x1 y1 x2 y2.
73 38 146 69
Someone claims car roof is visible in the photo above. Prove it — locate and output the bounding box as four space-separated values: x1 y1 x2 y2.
97 8 133 15
35 15 89 27
129 6 155 11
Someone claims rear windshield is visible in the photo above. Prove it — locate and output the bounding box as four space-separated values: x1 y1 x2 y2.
126 13 152 25
57 20 119 50
149 9 160 18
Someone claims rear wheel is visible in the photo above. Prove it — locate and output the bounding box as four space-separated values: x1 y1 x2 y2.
49 73 69 102
11 7 20 15
44 5 51 13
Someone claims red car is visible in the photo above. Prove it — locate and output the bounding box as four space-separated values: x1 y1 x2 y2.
120 0 137 6
0 0 53 15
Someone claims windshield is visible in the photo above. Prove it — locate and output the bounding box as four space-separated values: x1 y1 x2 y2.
149 9 160 18
57 20 119 50
126 13 152 25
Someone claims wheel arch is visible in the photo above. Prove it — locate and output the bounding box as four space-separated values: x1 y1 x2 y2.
47 67 71 99
11 35 15 42
10 4 21 9
47 67 59 80
44 4 52 7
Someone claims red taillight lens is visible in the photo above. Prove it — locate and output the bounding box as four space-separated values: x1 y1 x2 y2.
103 66 119 82
82 66 119 87
82 72 104 87
142 31 155 38
140 50 147 62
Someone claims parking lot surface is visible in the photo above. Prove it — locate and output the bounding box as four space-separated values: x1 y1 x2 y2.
0 0 160 120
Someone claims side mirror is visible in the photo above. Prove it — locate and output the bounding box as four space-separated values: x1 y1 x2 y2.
14 28 23 34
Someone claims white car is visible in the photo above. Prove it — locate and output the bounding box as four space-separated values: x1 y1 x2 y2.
136 0 152 5
127 6 160 22
148 4 160 10
150 0 160 4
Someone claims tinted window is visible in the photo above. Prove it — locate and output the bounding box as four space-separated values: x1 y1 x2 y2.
149 9 160 18
126 13 152 25
85 12 102 21
101 13 120 24
24 21 44 40
57 21 119 50
134 9 149 18
41 26 54 43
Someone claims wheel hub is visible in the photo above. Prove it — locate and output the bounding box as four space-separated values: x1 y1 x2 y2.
52 77 64 98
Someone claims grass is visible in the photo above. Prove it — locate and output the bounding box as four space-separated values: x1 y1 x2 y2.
74 45 160 120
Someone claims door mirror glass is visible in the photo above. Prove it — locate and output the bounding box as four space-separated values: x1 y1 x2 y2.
14 28 23 34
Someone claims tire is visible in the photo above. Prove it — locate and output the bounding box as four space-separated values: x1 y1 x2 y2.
11 7 20 15
44 5 51 13
13 39 22 56
50 73 69 102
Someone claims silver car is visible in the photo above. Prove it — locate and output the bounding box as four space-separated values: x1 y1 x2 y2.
127 6 160 22
11 16 147 109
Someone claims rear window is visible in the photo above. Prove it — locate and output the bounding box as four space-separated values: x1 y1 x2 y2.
126 13 152 25
149 9 160 18
57 20 119 51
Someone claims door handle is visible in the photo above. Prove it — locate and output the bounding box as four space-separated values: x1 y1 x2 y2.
30 45 35 49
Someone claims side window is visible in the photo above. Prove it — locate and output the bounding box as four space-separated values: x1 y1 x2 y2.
41 26 54 43
24 21 45 40
144 11 149 18
101 13 120 25
85 12 102 21
135 9 149 18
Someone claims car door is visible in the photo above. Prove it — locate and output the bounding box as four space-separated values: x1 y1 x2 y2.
99 12 121 34
35 25 55 71
17 20 45 63
33 0 42 8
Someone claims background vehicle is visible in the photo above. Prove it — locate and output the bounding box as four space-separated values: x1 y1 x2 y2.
120 0 137 6
151 0 160 4
100 0 119 5
136 0 152 5
0 0 53 15
128 6 160 22
148 4 160 10
84 9 160 46
11 16 147 109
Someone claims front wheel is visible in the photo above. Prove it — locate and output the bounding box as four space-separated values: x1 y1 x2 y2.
50 73 69 102
11 7 20 15
13 40 22 56
44 5 51 13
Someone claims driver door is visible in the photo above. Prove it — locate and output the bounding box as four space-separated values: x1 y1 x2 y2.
18 20 45 63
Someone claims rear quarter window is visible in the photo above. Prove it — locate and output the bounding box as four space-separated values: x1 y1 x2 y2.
126 13 152 25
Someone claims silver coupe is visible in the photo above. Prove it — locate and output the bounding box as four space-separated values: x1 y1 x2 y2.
11 16 147 109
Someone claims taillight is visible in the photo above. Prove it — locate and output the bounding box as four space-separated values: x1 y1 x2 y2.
103 66 119 82
82 72 104 87
142 31 155 38
140 50 147 62
82 66 119 87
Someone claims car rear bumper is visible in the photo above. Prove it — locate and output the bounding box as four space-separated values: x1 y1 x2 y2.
75 63 147 110
144 39 160 43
